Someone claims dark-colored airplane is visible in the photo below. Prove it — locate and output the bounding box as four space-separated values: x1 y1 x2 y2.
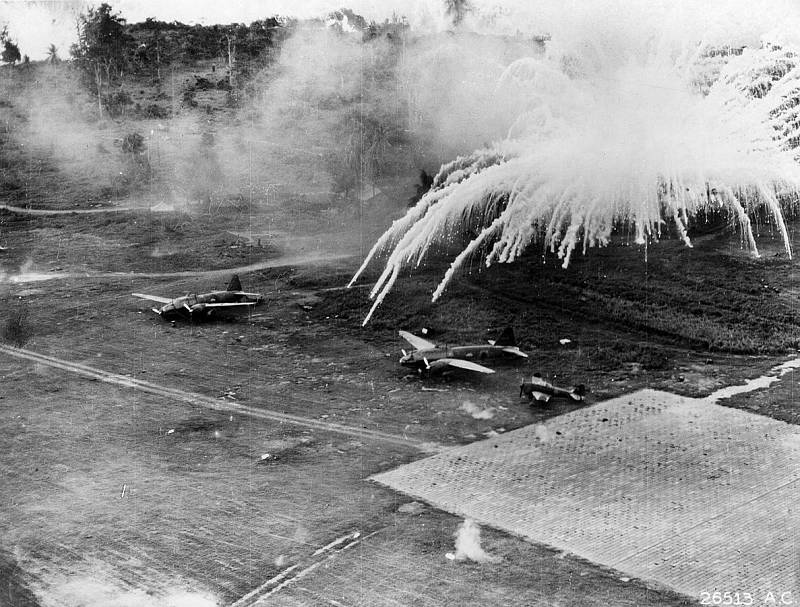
132 275 265 321
399 327 528 374
520 374 586 403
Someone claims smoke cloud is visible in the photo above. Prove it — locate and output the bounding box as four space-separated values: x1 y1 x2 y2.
8 2 800 291
351 1 800 323
2 12 544 206
453 518 501 563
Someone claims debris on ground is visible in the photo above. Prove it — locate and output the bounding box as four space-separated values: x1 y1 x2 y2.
397 501 425 515
221 386 240 400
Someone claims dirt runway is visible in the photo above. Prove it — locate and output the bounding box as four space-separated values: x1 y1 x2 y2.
0 344 431 451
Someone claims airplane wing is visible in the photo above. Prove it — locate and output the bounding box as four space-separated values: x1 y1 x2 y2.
502 346 528 358
203 302 258 308
233 292 264 298
132 293 172 304
439 358 495 374
399 330 436 350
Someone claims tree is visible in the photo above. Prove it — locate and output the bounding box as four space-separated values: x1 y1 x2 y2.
1 40 20 64
224 31 236 88
444 0 472 26
70 3 134 115
0 26 21 64
46 43 60 65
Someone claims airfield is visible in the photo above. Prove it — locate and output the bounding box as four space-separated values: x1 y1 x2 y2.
1 187 799 607
2 36 800 605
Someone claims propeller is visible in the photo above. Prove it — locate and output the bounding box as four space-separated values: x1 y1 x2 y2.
423 357 431 370
401 349 408 357
152 308 161 315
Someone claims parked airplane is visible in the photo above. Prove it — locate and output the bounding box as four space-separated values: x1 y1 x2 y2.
399 327 528 374
132 275 264 321
520 374 586 403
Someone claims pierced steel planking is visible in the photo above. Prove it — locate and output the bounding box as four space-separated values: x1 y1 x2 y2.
372 389 800 599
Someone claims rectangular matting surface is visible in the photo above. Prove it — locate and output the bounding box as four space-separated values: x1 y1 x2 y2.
372 390 800 600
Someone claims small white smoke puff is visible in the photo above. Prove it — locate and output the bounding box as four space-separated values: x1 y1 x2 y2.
533 423 552 443
459 400 496 420
453 519 502 563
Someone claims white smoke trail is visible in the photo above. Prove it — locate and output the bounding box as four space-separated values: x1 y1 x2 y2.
453 518 501 563
353 2 800 325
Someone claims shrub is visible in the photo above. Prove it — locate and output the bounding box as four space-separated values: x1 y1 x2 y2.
121 132 145 154
326 152 357 196
225 89 240 107
182 89 197 107
141 103 169 119
103 90 133 117
115 154 153 188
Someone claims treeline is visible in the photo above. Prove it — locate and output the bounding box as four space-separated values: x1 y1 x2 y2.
68 3 289 108
65 3 411 118
127 17 286 75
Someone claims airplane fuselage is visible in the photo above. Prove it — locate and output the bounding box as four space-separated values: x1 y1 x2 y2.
156 291 264 320
520 377 586 402
400 345 523 370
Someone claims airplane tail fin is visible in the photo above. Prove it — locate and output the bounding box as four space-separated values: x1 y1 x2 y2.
570 385 587 401
226 275 242 292
495 327 517 347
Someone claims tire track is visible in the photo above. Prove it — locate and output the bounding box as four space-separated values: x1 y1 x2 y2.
0 204 137 215
229 529 383 607
0 345 436 451
1 252 353 284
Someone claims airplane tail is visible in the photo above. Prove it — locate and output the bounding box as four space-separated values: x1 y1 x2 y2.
495 327 517 347
226 275 242 292
569 385 587 401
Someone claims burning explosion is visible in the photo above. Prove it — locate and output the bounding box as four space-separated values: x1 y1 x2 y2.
350 2 800 324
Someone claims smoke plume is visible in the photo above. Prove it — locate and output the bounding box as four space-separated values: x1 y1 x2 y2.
350 1 800 324
453 518 501 563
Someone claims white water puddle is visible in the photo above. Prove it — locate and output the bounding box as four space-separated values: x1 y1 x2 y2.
704 357 800 403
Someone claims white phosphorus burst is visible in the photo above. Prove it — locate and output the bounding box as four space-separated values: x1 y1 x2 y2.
350 8 800 325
